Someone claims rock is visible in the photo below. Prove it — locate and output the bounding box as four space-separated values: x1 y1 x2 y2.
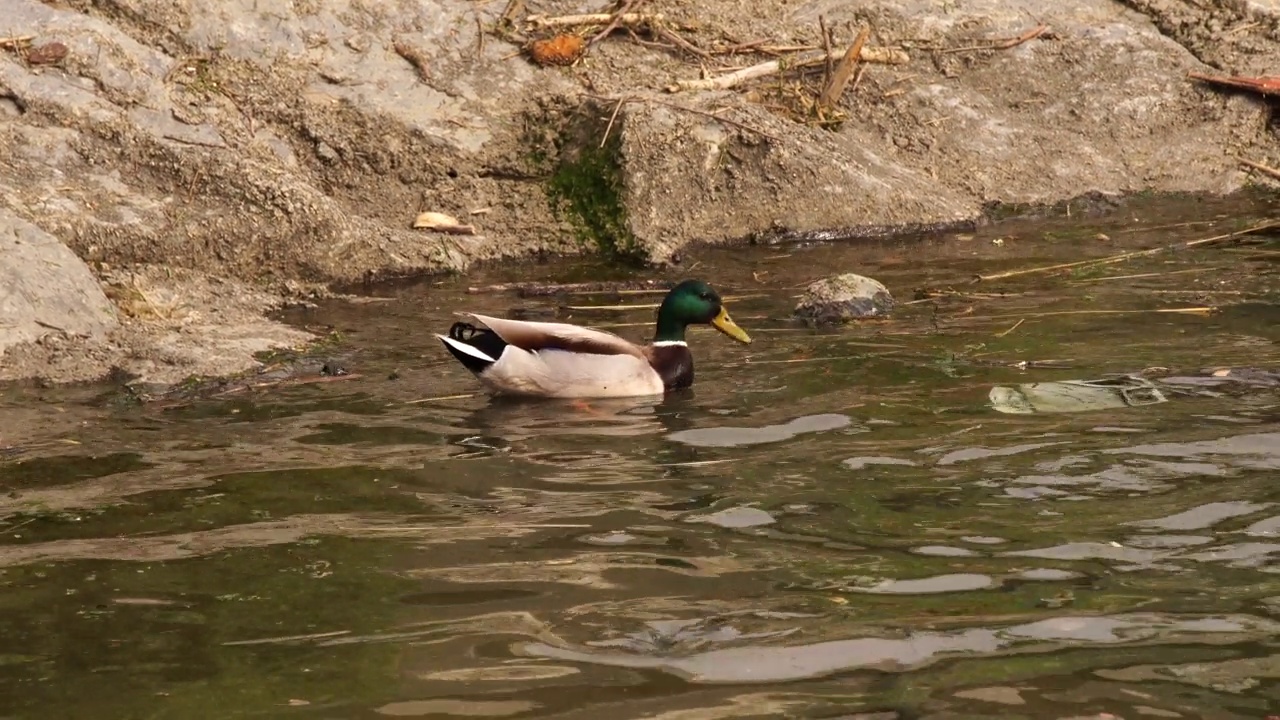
0 260 311 386
618 101 972 264
795 274 895 324
610 0 1267 262
0 0 581 291
0 207 117 360
1121 0 1280 74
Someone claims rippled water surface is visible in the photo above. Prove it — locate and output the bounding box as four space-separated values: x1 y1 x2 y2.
2 197 1280 719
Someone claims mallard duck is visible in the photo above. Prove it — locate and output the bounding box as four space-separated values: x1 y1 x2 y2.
437 279 752 398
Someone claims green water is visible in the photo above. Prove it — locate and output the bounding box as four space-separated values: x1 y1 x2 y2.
2 196 1280 719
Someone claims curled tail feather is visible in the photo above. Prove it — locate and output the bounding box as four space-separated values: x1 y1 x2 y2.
438 322 509 374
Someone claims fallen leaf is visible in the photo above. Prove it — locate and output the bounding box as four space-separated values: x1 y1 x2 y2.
412 211 476 235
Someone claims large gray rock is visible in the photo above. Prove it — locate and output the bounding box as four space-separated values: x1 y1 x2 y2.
795 274 896 325
618 102 973 264
0 0 582 287
610 0 1259 262
0 208 117 356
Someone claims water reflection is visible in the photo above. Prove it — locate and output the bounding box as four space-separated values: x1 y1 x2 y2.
461 395 674 442
666 413 854 448
2 200 1280 718
515 612 1280 683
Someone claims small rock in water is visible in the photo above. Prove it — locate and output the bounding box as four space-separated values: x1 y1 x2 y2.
320 361 349 376
794 273 894 325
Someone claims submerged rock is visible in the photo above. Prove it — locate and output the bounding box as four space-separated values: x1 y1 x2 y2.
795 274 895 324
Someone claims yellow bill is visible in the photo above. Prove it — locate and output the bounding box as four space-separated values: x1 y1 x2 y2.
711 307 752 344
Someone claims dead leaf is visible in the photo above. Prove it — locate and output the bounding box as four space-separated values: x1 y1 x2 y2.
412 211 476 235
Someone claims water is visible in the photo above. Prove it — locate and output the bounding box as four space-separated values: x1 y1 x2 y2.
2 196 1279 719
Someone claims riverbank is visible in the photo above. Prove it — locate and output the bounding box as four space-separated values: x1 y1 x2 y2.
1 0 1278 386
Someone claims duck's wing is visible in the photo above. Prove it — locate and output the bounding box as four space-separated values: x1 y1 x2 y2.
464 313 648 359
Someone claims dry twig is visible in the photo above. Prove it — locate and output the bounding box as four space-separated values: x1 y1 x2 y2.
467 279 673 295
404 393 477 405
817 25 870 113
1238 156 1280 181
0 35 34 50
498 0 526 28
975 219 1280 282
995 318 1025 337
819 17 834 87
590 0 646 45
527 12 663 30
1188 71 1280 97
1068 267 1222 284
590 94 780 143
162 134 228 149
653 25 712 58
670 45 909 92
941 24 1049 54
945 307 1217 324
600 95 627 148
565 294 763 311
212 373 364 398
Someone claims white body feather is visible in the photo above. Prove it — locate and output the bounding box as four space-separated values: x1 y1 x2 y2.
479 346 663 398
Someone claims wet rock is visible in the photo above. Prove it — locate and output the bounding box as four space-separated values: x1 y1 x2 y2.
320 361 349 377
794 274 895 324
0 208 117 365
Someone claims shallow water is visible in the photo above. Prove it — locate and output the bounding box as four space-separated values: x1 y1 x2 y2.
2 195 1280 719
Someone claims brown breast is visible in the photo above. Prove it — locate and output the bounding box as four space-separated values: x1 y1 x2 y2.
645 344 695 390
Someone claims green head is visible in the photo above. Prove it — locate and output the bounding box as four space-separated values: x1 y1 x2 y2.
653 279 753 344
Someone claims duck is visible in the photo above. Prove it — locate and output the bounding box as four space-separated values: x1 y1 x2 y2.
436 279 752 398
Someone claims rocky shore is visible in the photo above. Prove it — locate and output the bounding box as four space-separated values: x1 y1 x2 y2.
1 0 1277 386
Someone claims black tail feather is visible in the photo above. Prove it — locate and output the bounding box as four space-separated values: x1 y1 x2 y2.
442 322 508 374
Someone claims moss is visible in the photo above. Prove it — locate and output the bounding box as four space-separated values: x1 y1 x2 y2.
546 134 640 260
